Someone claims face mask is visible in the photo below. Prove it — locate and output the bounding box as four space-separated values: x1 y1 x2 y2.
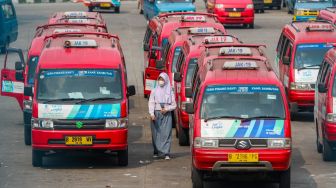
158 80 165 87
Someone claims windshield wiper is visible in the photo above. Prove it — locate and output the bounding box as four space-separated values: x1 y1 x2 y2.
204 115 243 122
241 116 283 122
41 98 84 103
76 97 119 104
298 64 320 71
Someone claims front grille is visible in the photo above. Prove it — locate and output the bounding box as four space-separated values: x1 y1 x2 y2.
218 139 268 148
225 8 245 12
48 139 110 145
53 119 105 130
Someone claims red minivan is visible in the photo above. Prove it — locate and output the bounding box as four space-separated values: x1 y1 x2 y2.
142 12 226 97
185 53 291 188
275 21 336 113
206 0 255 28
0 23 107 146
314 47 336 161
48 11 105 25
173 35 241 145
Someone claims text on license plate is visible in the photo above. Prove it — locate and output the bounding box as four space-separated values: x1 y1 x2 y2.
100 3 111 8
228 153 259 162
229 12 241 17
65 136 93 145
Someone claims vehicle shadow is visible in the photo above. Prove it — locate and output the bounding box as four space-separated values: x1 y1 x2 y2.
291 112 314 122
203 148 317 188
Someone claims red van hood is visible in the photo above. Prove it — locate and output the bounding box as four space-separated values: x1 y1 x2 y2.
215 0 252 5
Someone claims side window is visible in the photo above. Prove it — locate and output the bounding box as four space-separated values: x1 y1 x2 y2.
193 78 201 108
287 43 293 62
276 33 285 55
161 42 171 62
176 52 185 73
1 3 14 19
321 64 331 86
281 39 290 61
317 61 327 84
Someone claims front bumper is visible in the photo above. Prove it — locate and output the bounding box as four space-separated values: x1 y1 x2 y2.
325 122 336 141
32 129 127 151
288 90 314 107
215 10 254 24
193 148 291 171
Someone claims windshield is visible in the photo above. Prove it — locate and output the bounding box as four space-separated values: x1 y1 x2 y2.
157 0 192 3
297 0 331 3
27 56 39 85
185 59 197 87
37 69 122 102
294 44 332 69
172 47 182 73
201 85 285 119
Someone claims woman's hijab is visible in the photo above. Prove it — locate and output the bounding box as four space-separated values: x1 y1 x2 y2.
153 72 172 104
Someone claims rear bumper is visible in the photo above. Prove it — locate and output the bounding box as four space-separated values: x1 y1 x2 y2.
293 15 317 21
86 2 121 8
32 129 127 151
193 149 291 171
325 122 336 141
288 90 314 107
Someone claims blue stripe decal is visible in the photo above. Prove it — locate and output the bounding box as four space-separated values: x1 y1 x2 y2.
255 120 264 137
244 120 256 137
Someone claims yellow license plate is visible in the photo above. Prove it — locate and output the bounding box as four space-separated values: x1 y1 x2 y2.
228 153 259 163
100 3 111 8
264 0 272 3
65 136 93 145
229 12 241 17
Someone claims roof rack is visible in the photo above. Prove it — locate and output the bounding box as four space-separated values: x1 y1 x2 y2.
45 32 119 40
158 12 217 19
204 43 266 56
36 23 107 31
326 7 336 13
206 56 268 71
291 20 333 32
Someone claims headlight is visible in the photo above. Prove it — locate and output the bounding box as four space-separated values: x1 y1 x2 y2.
246 4 253 9
267 139 291 148
326 113 336 123
290 82 312 90
215 4 224 9
105 118 128 129
194 137 219 148
294 9 305 15
23 100 32 111
32 118 53 129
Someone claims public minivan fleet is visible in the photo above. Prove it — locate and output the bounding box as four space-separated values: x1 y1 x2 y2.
2 3 336 188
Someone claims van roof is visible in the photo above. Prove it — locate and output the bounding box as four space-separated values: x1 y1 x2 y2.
149 13 226 38
199 57 280 87
48 11 104 24
285 21 336 43
38 33 122 70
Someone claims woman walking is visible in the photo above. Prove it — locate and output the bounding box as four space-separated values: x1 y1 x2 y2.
148 72 176 160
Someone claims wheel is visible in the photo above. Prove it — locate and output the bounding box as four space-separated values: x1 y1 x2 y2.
277 6 281 10
117 148 128 166
269 6 273 10
144 94 148 98
279 168 291 188
178 125 190 146
115 7 120 13
0 38 9 54
248 23 254 29
261 9 265 13
88 6 94 12
24 123 32 146
32 150 43 167
192 166 204 188
322 138 335 161
316 123 322 153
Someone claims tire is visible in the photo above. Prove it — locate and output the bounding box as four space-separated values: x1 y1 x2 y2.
322 138 335 161
32 150 43 167
24 123 32 146
277 6 281 10
279 168 291 188
248 23 254 29
0 38 9 54
192 166 204 188
88 6 93 12
316 123 322 153
178 125 190 146
269 6 273 10
144 94 148 98
117 148 128 166
140 8 144 14
261 9 265 13
115 7 120 13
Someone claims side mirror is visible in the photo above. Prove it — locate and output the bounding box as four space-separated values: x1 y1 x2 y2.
156 60 164 69
15 71 24 81
185 102 194 114
185 87 193 98
174 72 182 82
283 56 290 65
143 44 150 51
24 86 33 97
15 61 24 71
127 85 136 97
318 83 327 93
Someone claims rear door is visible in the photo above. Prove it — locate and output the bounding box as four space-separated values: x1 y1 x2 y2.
0 48 25 109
